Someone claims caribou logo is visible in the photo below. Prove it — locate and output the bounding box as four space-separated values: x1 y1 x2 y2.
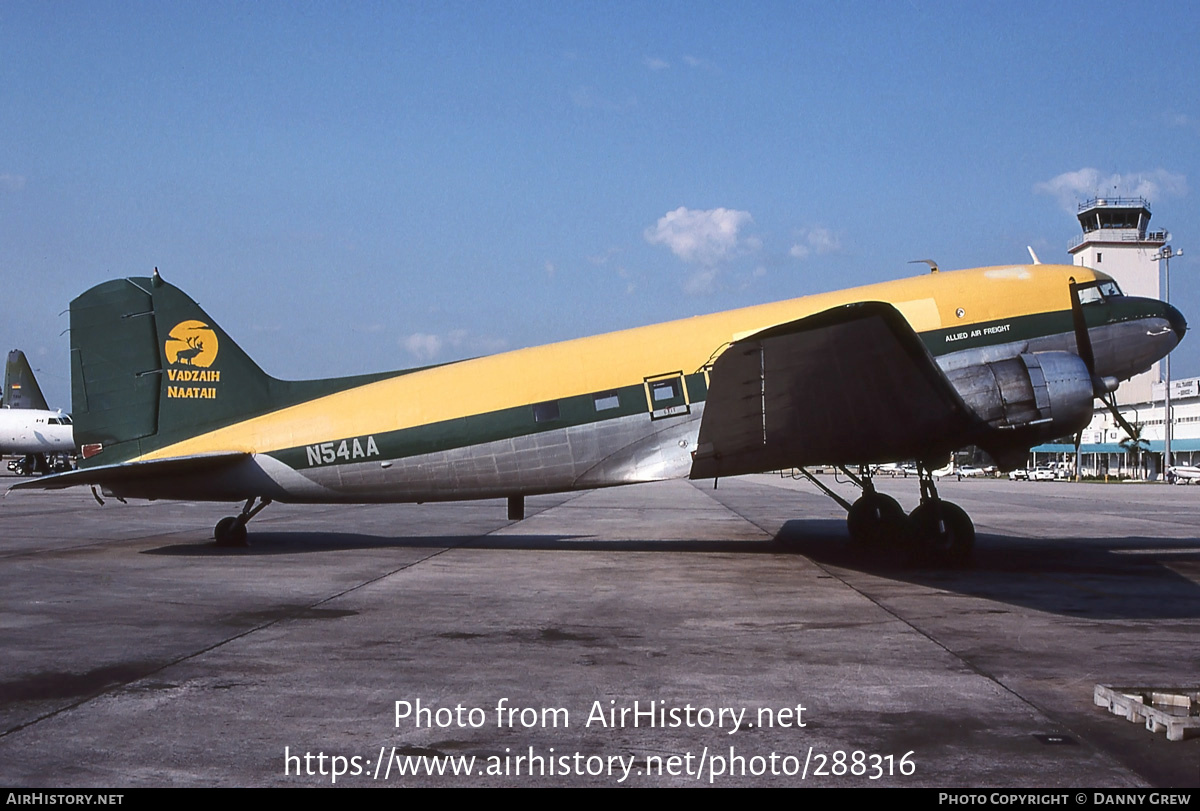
164 320 219 368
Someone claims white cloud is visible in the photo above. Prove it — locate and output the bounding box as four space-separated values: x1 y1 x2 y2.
588 247 621 266
644 57 670 71
401 330 508 363
1034 168 1188 211
644 206 754 265
789 226 841 260
402 333 442 362
0 174 26 192
1167 112 1200 134
806 226 840 253
544 260 556 278
682 55 718 72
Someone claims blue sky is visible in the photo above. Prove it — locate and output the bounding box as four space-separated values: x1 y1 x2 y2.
3 1 1199 408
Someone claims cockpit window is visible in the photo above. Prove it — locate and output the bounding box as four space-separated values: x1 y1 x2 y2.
1076 280 1123 305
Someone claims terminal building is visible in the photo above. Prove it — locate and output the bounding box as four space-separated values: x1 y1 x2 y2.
1029 197 1196 478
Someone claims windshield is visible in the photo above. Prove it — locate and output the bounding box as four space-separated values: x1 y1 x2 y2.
1076 280 1123 305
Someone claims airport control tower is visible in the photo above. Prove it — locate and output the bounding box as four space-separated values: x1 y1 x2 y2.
1068 196 1169 403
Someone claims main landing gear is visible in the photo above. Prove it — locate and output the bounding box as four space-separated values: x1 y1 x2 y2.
799 464 974 564
213 497 272 547
907 465 974 565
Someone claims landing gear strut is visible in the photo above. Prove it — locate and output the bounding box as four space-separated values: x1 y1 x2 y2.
797 462 975 565
798 465 910 546
214 497 272 547
909 464 974 564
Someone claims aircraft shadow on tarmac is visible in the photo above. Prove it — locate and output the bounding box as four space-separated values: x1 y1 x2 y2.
140 522 1200 620
141 532 791 556
776 518 1200 620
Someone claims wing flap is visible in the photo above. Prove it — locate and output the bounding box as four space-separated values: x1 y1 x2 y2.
691 302 976 478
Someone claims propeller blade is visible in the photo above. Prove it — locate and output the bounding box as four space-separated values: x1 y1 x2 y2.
1070 279 1136 444
1068 279 1097 379
1100 391 1139 440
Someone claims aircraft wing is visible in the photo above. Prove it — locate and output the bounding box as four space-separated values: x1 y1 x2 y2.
690 301 977 478
7 452 250 493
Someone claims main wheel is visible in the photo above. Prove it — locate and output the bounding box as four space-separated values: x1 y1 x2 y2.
908 500 974 564
847 493 908 546
214 516 248 547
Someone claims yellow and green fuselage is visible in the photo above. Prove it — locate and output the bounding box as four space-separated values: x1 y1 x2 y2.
64 264 1182 503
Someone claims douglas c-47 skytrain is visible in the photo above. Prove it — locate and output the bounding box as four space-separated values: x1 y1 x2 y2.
11 264 1186 561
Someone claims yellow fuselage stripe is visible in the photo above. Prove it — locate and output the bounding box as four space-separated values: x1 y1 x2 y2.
138 264 1101 461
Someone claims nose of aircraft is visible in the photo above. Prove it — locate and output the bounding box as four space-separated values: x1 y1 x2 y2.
1090 296 1187 384
1167 301 1188 343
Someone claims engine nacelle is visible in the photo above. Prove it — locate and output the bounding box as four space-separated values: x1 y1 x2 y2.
945 351 1095 441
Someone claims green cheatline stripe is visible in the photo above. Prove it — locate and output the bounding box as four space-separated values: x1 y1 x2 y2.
265 305 1119 471
269 373 710 470
126 298 1170 468
922 310 1070 355
85 366 426 467
268 313 1085 471
922 296 1167 357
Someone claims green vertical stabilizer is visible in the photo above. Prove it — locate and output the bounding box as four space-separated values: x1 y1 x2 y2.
70 271 404 466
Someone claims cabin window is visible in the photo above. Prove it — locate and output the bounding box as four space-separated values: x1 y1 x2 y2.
532 400 560 423
643 372 690 419
593 391 620 411
1096 252 1102 263
651 379 681 403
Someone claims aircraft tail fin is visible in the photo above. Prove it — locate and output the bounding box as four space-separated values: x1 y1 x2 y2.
70 271 277 466
70 271 400 468
3 350 50 410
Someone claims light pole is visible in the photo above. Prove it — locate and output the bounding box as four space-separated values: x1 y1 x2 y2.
1151 245 1183 480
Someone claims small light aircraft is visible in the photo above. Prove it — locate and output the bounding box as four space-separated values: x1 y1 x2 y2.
1 350 74 475
1168 465 1200 484
11 264 1185 562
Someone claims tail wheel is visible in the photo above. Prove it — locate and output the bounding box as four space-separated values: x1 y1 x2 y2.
909 501 974 564
847 493 908 546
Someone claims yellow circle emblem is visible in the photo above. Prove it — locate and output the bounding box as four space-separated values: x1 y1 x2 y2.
164 320 219 368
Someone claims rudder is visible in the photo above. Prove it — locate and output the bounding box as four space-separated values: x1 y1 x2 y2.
71 271 274 465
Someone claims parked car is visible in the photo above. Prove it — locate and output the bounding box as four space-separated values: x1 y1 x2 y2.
1008 468 1030 480
1030 467 1056 481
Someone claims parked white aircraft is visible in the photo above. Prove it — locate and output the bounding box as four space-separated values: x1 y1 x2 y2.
1 350 74 475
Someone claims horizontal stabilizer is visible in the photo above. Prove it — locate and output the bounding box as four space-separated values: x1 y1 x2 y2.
8 452 250 492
